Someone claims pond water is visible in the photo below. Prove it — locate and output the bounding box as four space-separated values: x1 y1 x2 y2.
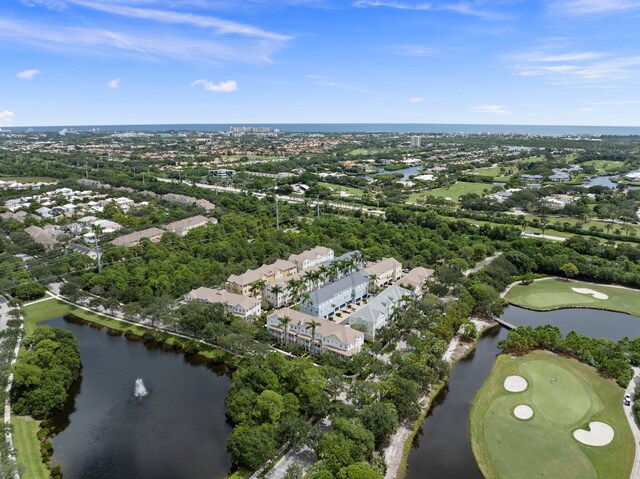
405 305 640 478
582 175 620 189
45 315 232 479
364 165 424 180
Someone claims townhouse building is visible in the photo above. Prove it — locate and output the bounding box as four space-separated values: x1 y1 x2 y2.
301 272 369 318
185 287 261 319
266 308 364 356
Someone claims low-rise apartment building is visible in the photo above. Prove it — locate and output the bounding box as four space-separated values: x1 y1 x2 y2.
164 215 217 237
301 272 369 318
397 267 434 298
346 284 411 340
227 259 298 296
266 308 364 356
110 227 165 247
185 287 261 318
363 257 403 289
288 246 334 271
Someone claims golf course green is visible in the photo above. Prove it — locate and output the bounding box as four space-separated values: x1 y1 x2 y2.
470 351 634 479
505 278 640 317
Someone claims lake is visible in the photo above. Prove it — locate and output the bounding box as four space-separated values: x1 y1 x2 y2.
45 315 233 479
405 305 640 478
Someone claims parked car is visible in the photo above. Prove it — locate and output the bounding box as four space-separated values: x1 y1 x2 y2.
624 394 632 406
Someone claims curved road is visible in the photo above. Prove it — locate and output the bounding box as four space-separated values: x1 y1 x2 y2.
624 367 640 479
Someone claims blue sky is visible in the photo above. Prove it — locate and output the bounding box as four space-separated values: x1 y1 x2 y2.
1 0 640 126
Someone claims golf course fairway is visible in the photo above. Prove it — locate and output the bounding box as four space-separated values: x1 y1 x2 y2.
505 279 640 317
470 350 634 479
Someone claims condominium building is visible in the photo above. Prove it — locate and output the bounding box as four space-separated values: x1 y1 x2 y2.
363 258 403 288
266 308 364 356
110 227 165 247
288 246 334 271
185 287 261 319
346 285 411 340
164 215 217 237
301 272 369 318
227 259 298 296
397 267 434 298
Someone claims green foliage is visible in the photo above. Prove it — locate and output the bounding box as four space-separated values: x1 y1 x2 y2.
499 325 633 387
11 326 81 419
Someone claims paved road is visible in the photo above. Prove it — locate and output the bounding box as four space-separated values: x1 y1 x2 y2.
521 232 567 242
464 252 502 277
156 177 385 216
624 367 640 479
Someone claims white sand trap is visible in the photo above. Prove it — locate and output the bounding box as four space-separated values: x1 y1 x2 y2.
573 422 614 446
504 375 528 392
572 287 609 300
513 405 534 420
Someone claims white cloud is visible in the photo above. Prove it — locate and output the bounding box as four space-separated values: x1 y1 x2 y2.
0 111 15 127
354 0 508 19
107 78 121 89
389 45 432 57
509 48 640 84
16 69 41 80
191 79 238 92
65 0 291 41
549 0 640 15
408 96 424 103
0 18 283 64
472 104 510 114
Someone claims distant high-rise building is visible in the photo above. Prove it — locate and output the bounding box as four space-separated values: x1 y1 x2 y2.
410 136 421 147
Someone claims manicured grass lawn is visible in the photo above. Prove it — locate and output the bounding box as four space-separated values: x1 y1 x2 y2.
12 416 49 479
470 351 634 479
505 279 640 317
318 182 364 197
22 299 148 336
22 299 230 361
582 160 626 173
425 182 493 202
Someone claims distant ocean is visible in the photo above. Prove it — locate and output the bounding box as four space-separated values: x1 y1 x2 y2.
5 123 640 136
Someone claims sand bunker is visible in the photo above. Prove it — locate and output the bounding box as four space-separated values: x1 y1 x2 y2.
513 405 534 420
572 287 609 300
573 422 614 446
504 375 528 392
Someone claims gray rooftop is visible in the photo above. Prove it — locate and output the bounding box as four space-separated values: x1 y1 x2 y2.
308 271 368 305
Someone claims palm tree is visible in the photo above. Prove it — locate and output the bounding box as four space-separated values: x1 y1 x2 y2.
250 279 266 298
318 265 330 284
303 271 314 291
301 291 312 311
278 315 292 345
287 278 302 306
271 285 283 307
308 319 321 353
353 251 364 269
540 218 549 237
327 263 339 282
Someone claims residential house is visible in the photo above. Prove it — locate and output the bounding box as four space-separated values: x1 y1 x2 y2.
363 258 403 288
185 287 261 319
110 227 165 247
24 225 57 249
301 272 369 318
35 206 55 219
520 174 543 182
288 246 334 271
346 285 411 340
397 267 434 298
162 193 216 212
266 308 364 356
164 215 217 237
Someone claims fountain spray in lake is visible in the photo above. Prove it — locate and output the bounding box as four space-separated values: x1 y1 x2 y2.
134 378 148 398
